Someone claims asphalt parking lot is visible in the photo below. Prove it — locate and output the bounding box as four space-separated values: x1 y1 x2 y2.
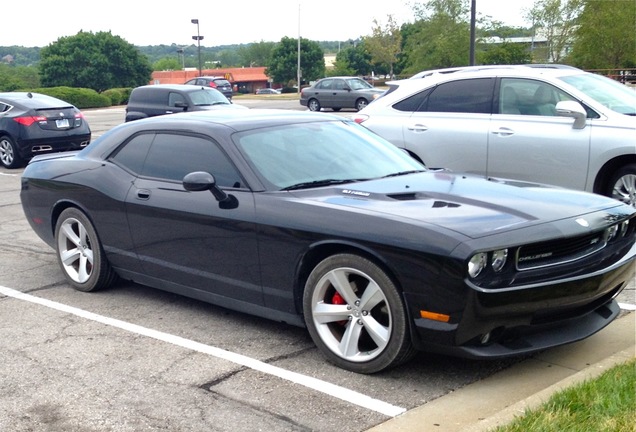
1 102 634 431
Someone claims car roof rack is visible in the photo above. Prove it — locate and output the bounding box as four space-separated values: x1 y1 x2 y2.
410 64 578 79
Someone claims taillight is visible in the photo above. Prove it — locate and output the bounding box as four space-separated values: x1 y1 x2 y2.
13 116 47 126
75 112 85 119
352 114 369 124
209 82 217 88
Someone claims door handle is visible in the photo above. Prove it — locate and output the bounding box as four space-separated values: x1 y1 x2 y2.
407 123 428 132
492 127 515 136
136 189 151 200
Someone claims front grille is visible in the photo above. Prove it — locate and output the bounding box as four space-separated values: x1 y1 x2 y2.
516 231 606 270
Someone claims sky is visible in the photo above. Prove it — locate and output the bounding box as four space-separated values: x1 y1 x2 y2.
2 0 533 48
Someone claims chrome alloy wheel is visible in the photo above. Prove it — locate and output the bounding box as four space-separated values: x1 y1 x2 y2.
612 172 636 207
310 266 391 363
57 216 94 284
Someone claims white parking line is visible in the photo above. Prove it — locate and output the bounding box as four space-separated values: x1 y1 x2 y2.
619 302 636 311
0 285 406 417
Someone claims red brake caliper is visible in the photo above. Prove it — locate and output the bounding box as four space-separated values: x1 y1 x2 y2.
331 292 348 326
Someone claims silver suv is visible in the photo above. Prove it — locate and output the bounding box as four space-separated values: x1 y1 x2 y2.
354 65 636 206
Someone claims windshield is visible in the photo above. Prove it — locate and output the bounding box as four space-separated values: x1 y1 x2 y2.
559 73 636 115
235 120 424 190
189 88 230 106
346 78 373 90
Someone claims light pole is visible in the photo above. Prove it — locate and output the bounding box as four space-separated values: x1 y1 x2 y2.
176 48 185 70
191 18 204 76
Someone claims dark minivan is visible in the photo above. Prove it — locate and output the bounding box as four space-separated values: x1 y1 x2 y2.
125 84 246 122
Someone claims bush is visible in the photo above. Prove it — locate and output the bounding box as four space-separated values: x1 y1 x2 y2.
101 88 132 106
29 86 111 109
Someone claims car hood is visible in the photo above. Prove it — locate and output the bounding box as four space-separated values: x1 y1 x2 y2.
197 103 248 111
289 171 623 239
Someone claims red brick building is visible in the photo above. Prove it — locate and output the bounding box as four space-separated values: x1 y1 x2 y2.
150 67 275 93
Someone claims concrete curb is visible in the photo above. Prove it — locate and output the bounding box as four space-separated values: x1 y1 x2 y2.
367 312 635 432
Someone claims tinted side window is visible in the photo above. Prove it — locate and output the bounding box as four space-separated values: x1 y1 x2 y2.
168 92 187 107
393 88 433 112
425 78 494 114
142 134 243 188
111 133 154 174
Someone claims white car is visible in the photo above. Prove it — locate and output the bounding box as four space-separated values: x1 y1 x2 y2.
354 65 636 206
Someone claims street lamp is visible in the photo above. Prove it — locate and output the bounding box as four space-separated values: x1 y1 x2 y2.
176 48 185 70
191 18 204 76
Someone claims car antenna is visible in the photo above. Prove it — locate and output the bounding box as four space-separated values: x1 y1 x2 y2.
27 92 33 98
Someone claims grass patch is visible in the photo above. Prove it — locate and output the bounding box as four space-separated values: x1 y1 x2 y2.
492 358 636 432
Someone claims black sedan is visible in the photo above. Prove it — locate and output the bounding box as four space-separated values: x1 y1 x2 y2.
0 92 91 168
20 110 636 374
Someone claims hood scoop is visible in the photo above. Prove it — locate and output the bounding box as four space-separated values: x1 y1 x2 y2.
388 192 461 208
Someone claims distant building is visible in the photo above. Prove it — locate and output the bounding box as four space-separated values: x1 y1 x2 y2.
151 67 273 93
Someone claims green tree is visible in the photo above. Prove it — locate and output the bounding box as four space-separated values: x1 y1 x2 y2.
568 0 636 69
401 0 471 74
266 37 325 86
527 0 583 63
478 41 532 65
330 44 373 76
153 57 182 71
363 15 402 78
39 31 152 92
238 41 276 67
0 64 40 91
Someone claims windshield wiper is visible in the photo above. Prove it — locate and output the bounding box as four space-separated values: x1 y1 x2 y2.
382 169 426 178
281 178 364 191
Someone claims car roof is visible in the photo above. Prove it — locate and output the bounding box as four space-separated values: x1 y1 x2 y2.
133 84 213 92
0 92 74 109
409 64 582 79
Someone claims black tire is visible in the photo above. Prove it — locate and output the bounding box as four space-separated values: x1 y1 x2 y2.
308 98 321 112
303 253 415 374
54 208 117 292
0 135 24 169
332 108 341 112
355 98 369 111
606 163 636 207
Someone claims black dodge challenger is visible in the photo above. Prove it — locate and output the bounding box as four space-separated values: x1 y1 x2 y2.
20 109 636 374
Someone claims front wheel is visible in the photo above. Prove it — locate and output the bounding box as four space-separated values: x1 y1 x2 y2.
607 164 636 207
308 98 321 112
0 135 24 169
355 98 369 111
303 254 415 374
55 208 117 292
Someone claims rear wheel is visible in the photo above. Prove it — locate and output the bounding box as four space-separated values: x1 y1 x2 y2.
0 135 24 169
55 208 117 292
308 98 321 112
303 253 415 374
607 164 636 207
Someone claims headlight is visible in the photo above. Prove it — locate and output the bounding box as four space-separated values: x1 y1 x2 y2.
491 249 508 272
605 224 619 242
620 220 630 237
468 253 487 278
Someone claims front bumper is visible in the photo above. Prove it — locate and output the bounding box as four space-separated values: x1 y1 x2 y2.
409 243 635 358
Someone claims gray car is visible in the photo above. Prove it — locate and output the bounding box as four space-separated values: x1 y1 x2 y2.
300 76 385 112
354 65 636 206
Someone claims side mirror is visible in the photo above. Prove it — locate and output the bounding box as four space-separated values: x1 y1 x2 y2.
174 101 189 110
183 171 238 209
555 100 587 130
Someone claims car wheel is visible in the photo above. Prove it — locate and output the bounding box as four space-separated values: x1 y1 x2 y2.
55 208 117 292
308 99 321 112
355 98 369 111
303 253 415 374
607 163 636 207
332 108 341 112
0 135 24 169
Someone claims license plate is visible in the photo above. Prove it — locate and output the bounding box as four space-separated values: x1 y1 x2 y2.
56 119 69 128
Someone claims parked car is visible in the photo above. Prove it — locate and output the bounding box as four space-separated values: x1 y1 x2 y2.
354 65 636 207
184 76 234 101
300 76 385 112
20 109 636 374
125 84 246 122
256 88 281 95
0 92 91 169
